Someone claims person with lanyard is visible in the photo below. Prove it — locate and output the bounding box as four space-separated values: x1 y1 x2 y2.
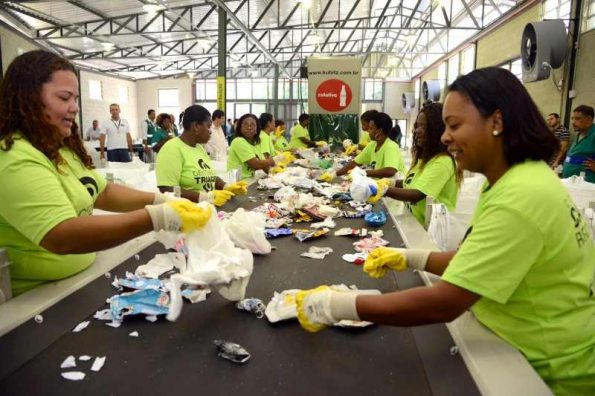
150 113 173 153
99 103 133 163
288 113 325 149
227 113 275 179
204 109 228 159
258 113 277 157
140 109 157 162
293 67 594 395
0 50 213 296
376 102 460 226
273 120 290 152
155 105 247 207
562 105 595 183
320 111 405 181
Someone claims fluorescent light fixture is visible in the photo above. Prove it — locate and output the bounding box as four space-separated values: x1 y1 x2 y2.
299 0 311 9
101 42 115 50
143 4 166 15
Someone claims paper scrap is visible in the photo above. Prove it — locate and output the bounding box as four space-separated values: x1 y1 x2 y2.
145 315 158 323
128 331 139 337
90 356 106 372
105 321 121 328
61 371 85 381
300 246 333 259
72 321 90 333
79 355 92 361
94 309 113 321
60 355 77 369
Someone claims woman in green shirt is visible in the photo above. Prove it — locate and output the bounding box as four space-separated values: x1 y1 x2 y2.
258 112 276 157
273 120 290 152
382 102 461 225
328 111 404 180
294 68 594 395
227 113 275 179
156 105 246 206
151 113 173 153
0 51 212 295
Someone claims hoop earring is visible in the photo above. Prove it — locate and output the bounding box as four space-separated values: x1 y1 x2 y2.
492 130 500 136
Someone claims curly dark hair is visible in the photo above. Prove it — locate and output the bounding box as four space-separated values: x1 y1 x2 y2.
156 113 172 129
0 50 93 169
412 102 462 184
234 113 261 145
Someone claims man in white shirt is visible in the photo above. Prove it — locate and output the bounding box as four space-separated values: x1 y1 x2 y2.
86 120 101 141
140 109 156 162
204 109 228 158
99 103 133 162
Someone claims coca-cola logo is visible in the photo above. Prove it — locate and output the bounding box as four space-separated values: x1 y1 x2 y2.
315 79 352 112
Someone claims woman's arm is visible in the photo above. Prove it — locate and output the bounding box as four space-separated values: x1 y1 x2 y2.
158 185 200 202
246 157 274 172
384 186 425 203
40 210 153 254
336 160 357 176
425 251 457 276
94 183 156 212
356 280 480 326
366 167 397 178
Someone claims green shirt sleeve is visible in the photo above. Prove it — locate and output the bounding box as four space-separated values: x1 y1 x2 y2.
413 155 454 199
378 140 404 172
155 139 182 187
234 138 258 162
354 141 374 165
0 157 77 245
442 206 542 304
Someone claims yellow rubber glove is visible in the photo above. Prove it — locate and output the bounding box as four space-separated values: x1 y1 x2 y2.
367 178 390 204
145 200 213 233
363 246 433 278
318 170 336 183
209 190 235 206
295 286 335 333
224 181 248 195
270 165 286 174
345 145 358 156
315 141 327 147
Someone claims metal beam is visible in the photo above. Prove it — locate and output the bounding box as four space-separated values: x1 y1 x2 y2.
460 0 481 29
208 0 291 78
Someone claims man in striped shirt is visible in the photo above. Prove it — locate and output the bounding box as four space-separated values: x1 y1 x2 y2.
547 113 570 169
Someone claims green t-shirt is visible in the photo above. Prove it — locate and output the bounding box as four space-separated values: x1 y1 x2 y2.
274 135 289 151
258 131 276 156
355 139 405 175
289 124 310 149
156 137 217 192
442 161 595 395
402 154 458 225
0 136 106 295
360 131 371 145
149 126 168 146
227 137 265 179
562 124 595 183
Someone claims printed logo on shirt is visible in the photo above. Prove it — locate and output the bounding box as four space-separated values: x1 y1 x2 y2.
193 158 217 192
79 176 99 197
404 172 415 186
566 197 591 248
370 161 377 168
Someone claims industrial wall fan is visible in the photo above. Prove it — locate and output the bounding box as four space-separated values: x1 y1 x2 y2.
521 20 567 83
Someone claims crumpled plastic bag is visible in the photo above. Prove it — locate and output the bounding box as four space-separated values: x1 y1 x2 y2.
167 202 254 321
221 208 272 254
427 203 469 251
135 253 186 278
349 167 378 202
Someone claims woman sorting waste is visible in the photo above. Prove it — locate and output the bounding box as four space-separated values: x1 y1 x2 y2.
273 120 290 152
321 111 404 181
156 105 248 207
258 112 277 158
227 113 276 179
377 102 460 226
0 50 210 296
295 68 595 395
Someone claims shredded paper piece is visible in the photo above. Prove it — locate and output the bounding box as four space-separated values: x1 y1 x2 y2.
79 355 92 361
72 321 90 333
91 356 106 372
60 355 77 369
61 371 85 381
128 331 139 337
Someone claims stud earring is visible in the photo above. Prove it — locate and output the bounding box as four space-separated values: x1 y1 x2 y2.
492 130 500 136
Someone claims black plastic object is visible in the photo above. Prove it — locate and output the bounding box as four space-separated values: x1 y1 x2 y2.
214 339 251 364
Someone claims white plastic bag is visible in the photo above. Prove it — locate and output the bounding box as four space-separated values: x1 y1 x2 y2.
221 208 272 254
167 202 254 321
427 203 470 251
349 167 377 202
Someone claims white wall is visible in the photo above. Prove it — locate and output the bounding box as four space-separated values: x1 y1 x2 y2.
136 77 194 130
384 80 413 120
79 70 138 139
0 24 38 75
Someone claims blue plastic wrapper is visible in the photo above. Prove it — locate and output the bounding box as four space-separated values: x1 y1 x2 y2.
364 211 387 227
265 228 293 238
117 275 165 291
332 192 353 202
110 289 170 321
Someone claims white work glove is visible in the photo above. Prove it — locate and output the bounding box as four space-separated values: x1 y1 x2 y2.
153 191 180 204
273 154 285 164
